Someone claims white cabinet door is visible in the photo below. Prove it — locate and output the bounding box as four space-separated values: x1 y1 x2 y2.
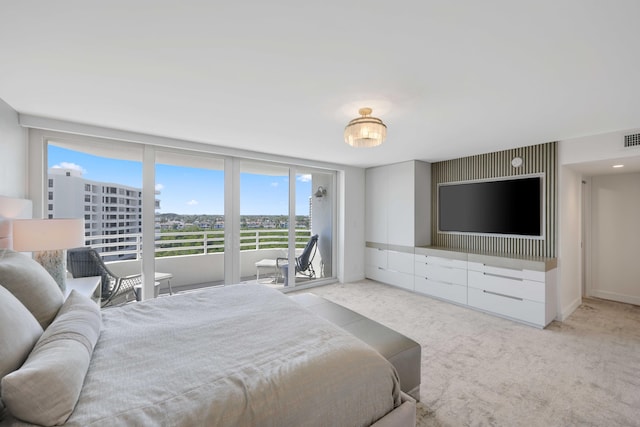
386 162 415 246
387 250 414 275
365 166 388 244
467 270 546 303
414 276 467 305
467 287 546 327
365 247 387 268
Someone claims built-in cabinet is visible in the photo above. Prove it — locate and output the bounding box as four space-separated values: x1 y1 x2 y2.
417 248 556 328
414 250 467 305
364 160 430 292
365 160 431 248
365 244 414 291
364 159 558 328
367 245 557 328
467 255 557 328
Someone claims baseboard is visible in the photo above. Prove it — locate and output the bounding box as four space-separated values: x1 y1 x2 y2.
342 272 365 283
590 290 640 306
558 296 582 321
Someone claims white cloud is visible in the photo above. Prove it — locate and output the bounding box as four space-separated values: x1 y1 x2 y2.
155 183 164 191
187 199 199 206
271 182 279 187
297 174 312 182
52 162 86 174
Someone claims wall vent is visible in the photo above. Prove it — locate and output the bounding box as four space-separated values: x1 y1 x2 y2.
624 133 640 148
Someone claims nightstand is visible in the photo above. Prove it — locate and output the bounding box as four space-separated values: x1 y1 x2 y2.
65 276 101 305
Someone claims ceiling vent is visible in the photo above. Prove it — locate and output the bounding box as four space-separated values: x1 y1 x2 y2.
624 133 640 148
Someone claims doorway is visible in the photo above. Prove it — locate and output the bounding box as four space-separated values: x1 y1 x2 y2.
584 172 640 305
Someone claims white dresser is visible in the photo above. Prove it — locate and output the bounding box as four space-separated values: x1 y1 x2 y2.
367 245 558 328
466 253 557 328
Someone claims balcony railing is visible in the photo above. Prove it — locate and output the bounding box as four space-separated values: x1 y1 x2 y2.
86 229 313 260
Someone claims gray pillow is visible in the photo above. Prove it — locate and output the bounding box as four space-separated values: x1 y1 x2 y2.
1 290 101 426
0 284 44 379
0 249 64 328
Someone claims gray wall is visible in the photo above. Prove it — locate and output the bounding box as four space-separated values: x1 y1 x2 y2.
0 98 27 197
431 142 557 258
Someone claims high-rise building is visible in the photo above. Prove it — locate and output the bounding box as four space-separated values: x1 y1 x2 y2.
47 168 160 260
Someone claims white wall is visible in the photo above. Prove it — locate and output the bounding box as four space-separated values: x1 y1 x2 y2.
560 128 640 166
0 98 27 197
339 167 365 283
556 164 583 320
588 173 640 305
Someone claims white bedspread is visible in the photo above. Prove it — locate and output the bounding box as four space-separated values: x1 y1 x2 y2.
15 284 401 426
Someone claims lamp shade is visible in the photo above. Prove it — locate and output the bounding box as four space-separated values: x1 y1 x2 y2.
344 107 387 148
12 218 85 252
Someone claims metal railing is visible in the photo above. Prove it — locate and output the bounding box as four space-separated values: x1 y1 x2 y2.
86 229 313 260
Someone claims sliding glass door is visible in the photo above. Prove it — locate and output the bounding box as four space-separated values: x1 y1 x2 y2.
155 150 225 292
42 134 337 295
239 161 291 286
47 139 144 302
296 169 334 285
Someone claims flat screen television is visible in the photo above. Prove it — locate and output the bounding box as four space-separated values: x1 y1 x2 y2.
438 175 544 238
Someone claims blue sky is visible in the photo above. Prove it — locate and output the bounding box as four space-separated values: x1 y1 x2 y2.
48 146 311 215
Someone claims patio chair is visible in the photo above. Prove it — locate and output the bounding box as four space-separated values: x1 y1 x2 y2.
276 234 319 285
67 247 140 307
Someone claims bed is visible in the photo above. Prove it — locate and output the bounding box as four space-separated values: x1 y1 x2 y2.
0 207 415 426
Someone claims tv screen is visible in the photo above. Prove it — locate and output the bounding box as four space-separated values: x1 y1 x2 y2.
438 176 543 237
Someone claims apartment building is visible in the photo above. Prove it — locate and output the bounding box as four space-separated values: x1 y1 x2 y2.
47 167 159 260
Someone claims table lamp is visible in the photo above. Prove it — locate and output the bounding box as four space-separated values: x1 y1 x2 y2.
12 218 85 292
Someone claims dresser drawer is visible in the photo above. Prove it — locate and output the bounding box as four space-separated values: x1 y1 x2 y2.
467 270 545 302
468 262 545 282
467 286 546 327
365 247 387 268
388 250 414 275
414 277 467 305
388 270 415 291
366 265 414 291
415 254 467 270
414 262 467 285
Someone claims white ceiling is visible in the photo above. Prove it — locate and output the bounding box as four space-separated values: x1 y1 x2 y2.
1 1 640 168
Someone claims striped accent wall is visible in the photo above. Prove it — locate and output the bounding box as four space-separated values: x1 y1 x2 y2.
431 142 557 257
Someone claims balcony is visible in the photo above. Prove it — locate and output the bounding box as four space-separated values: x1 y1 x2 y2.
85 229 327 293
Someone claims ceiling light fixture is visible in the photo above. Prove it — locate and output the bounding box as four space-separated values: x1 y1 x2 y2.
613 164 624 168
344 107 387 148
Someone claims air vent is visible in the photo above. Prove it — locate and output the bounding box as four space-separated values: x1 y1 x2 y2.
624 133 640 148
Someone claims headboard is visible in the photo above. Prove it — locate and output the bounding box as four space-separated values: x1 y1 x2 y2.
0 196 33 249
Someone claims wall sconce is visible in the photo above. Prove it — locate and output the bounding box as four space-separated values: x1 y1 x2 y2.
314 186 327 198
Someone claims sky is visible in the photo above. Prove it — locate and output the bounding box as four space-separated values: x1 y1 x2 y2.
48 145 312 215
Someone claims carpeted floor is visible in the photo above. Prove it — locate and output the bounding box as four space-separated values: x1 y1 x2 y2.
295 280 640 427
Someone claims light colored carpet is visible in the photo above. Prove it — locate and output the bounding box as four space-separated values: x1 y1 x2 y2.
294 280 640 427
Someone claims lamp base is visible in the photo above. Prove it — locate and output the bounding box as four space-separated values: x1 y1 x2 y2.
34 249 67 292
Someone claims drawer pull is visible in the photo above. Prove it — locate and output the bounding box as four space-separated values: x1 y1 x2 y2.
483 263 521 272
483 272 523 281
483 290 523 301
426 262 453 268
425 277 454 286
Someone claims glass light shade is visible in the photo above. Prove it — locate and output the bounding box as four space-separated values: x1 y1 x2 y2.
344 107 387 148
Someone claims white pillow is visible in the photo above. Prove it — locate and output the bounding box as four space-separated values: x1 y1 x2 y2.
0 285 43 379
1 290 101 426
0 249 64 328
